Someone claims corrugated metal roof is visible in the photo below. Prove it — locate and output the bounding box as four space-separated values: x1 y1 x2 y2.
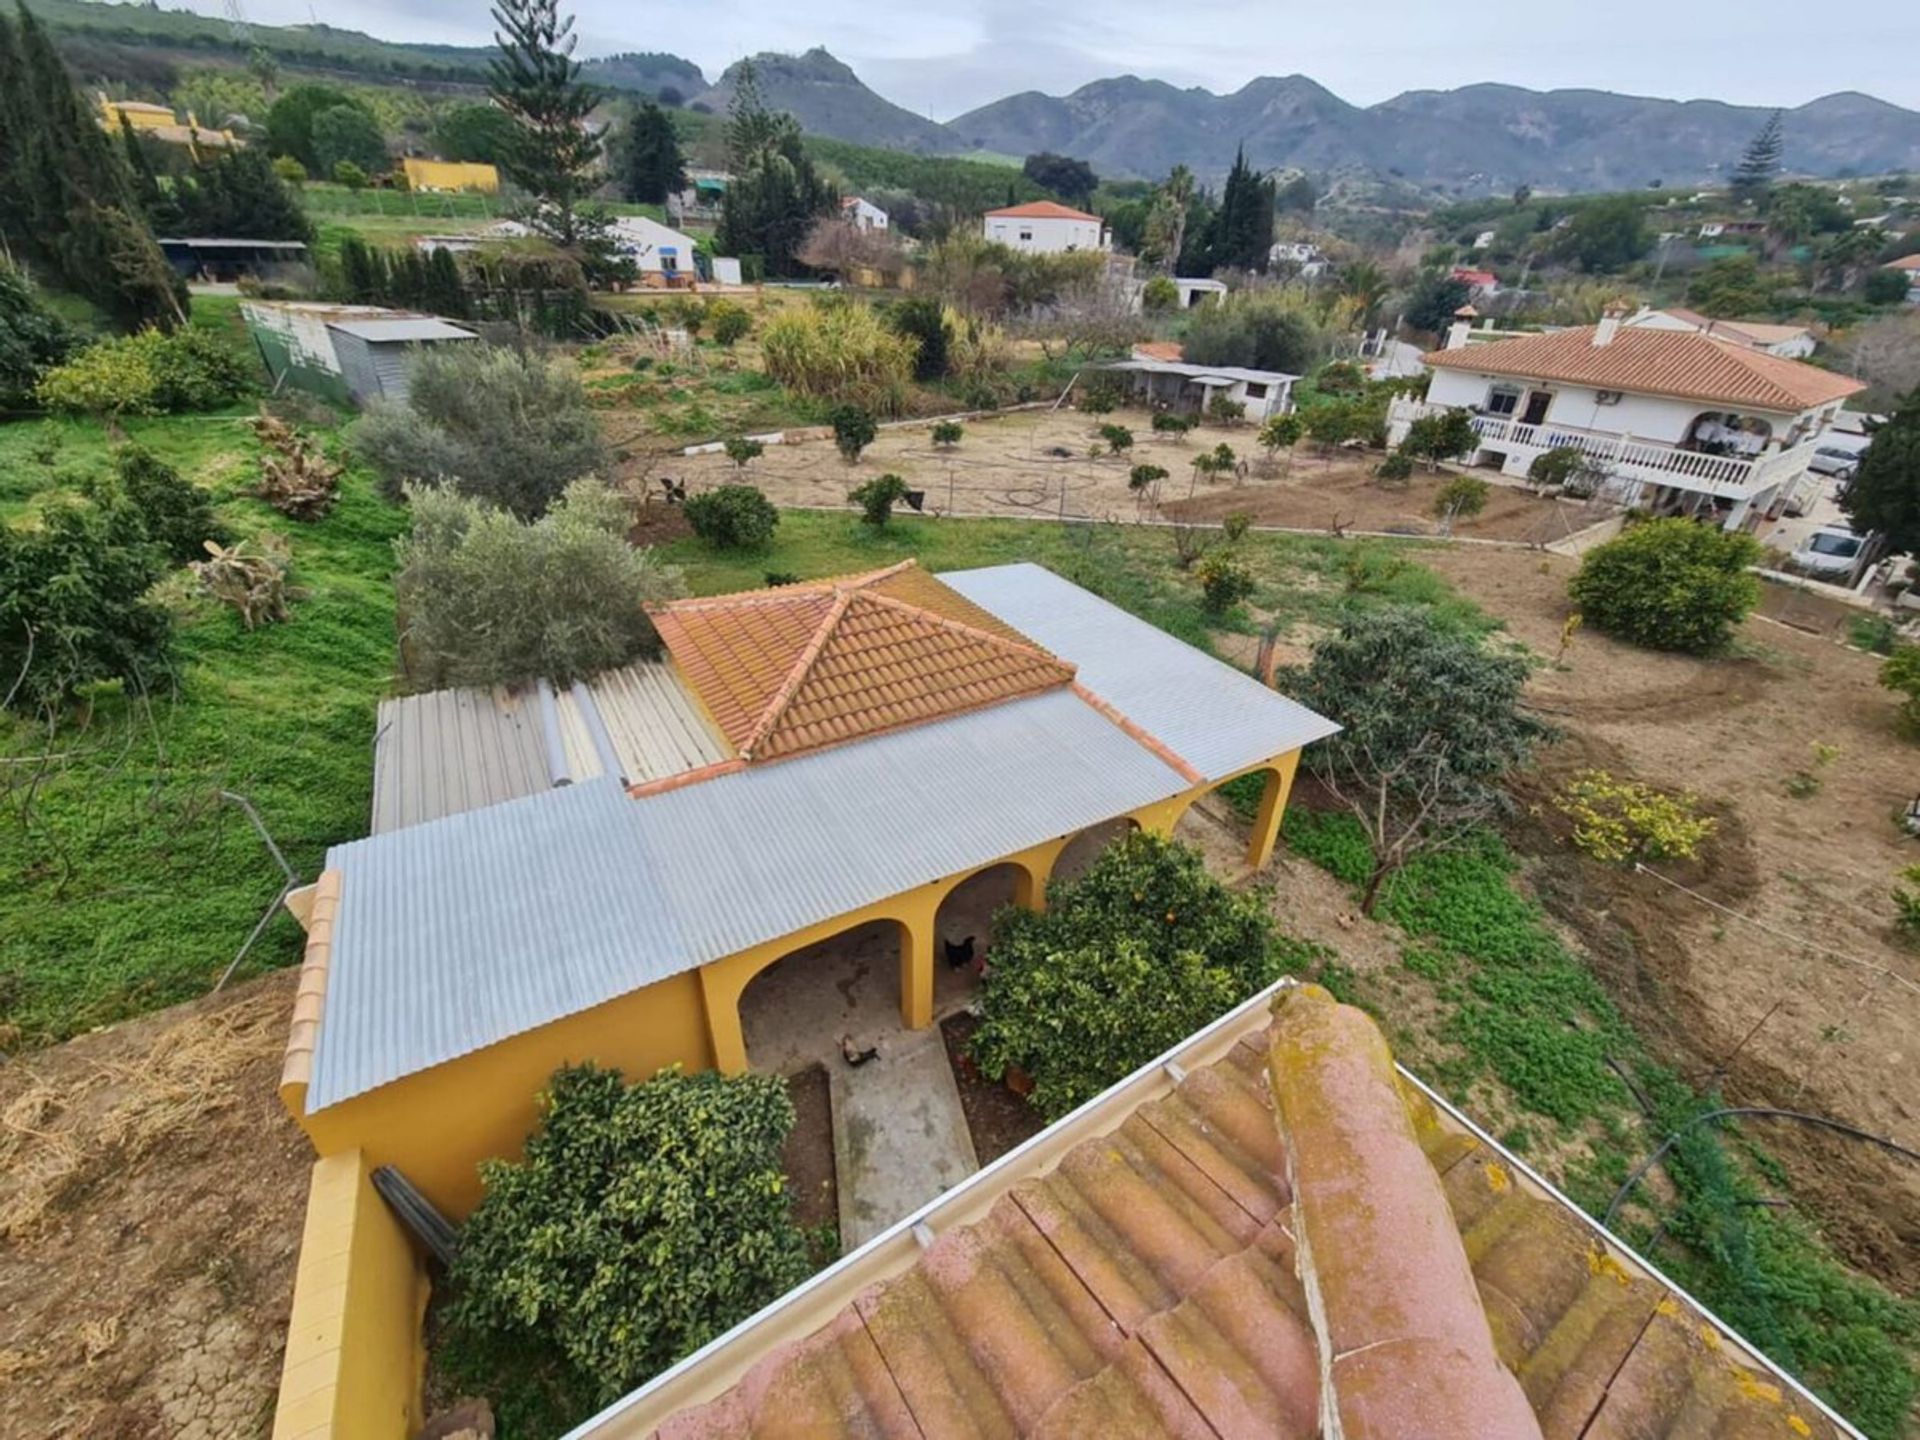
310 688 1192 1111
940 564 1340 781
370 663 728 832
1107 359 1301 385
325 318 478 343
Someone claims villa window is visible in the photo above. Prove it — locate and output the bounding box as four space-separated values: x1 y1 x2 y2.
1486 385 1522 416
1244 382 1269 399
1019 229 1033 242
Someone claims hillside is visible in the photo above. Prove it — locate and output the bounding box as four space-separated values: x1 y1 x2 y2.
693 49 962 156
952 76 1920 190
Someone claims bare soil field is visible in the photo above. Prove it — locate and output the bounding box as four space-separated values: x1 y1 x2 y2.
1420 545 1920 1289
0 970 308 1440
655 406 1605 544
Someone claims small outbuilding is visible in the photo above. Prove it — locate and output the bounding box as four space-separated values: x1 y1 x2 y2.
1104 357 1299 421
158 237 309 282
242 302 479 409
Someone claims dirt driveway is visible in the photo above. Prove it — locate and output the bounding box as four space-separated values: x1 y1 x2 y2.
655 406 1605 544
1424 545 1920 1288
0 971 308 1440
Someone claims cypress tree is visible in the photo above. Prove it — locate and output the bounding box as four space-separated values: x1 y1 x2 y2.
1212 146 1275 273
715 61 835 278
620 101 686 205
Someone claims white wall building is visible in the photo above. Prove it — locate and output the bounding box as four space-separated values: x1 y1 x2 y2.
1389 314 1864 529
611 215 700 278
983 201 1107 254
1104 358 1297 422
841 196 889 231
1625 306 1817 360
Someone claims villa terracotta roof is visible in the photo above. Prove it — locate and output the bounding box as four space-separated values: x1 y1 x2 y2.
650 563 1075 762
638 987 1844 1440
1425 325 1864 413
986 200 1104 223
1886 255 1920 272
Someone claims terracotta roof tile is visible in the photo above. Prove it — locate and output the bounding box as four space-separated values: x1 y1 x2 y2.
651 564 1074 762
639 989 1848 1440
985 200 1103 223
1424 325 1864 412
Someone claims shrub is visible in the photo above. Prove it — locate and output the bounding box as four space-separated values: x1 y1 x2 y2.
352 344 607 518
1895 866 1920 934
271 155 307 185
394 480 683 688
930 420 963 448
1098 422 1134 455
706 299 752 347
849 473 911 526
442 1064 812 1428
1207 393 1246 425
970 832 1313 1119
1151 412 1195 436
190 535 295 628
1316 359 1367 395
110 445 225 564
332 159 369 189
1880 644 1920 736
0 259 74 409
721 436 764 469
1222 511 1252 542
1569 519 1762 654
36 327 252 417
1075 372 1128 414
252 412 342 520
683 484 779 550
1866 268 1912 306
1196 551 1255 613
0 494 171 711
1402 410 1479 471
1375 451 1414 484
828 404 878 463
1258 412 1303 465
760 302 916 414
885 296 948 380
1183 291 1325 374
1140 275 1179 312
1552 769 1715 863
1128 463 1168 493
1528 445 1585 489
1432 473 1490 519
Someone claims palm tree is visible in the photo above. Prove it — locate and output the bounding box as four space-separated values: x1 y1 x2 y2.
1341 259 1391 329
1145 165 1195 273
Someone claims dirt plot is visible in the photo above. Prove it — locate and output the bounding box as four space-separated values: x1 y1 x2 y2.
651 406 1605 544
1423 545 1920 1289
0 970 309 1440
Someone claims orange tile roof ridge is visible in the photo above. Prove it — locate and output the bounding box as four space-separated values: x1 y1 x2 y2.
739 588 856 759
1070 680 1204 784
652 560 918 614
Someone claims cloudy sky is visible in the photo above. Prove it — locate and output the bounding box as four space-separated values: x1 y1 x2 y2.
194 0 1918 117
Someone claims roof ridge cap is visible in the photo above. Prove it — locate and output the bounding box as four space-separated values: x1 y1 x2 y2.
739 589 855 759
651 560 918 616
854 588 1073 672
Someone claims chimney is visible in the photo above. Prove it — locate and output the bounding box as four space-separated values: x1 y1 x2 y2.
1445 304 1478 351
1594 306 1626 348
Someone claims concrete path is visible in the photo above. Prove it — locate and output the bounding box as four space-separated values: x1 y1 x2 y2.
831 1027 979 1250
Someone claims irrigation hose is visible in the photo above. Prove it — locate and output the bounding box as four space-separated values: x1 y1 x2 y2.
1602 1106 1920 1229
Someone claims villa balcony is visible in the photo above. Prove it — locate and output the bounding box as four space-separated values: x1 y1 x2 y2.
1388 399 1818 504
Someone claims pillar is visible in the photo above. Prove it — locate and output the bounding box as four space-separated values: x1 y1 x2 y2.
1010 840 1070 913
1246 753 1300 871
698 965 749 1076
897 893 939 1031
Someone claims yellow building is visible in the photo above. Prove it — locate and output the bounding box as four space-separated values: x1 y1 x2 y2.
401 157 501 194
98 93 237 150
270 560 1337 1438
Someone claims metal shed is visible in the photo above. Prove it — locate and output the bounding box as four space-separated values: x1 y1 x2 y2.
323 317 478 407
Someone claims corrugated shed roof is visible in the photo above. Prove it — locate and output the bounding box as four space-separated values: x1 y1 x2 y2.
941 564 1341 781
325 318 478 343
1423 325 1863 412
1108 359 1301 385
309 688 1192 1111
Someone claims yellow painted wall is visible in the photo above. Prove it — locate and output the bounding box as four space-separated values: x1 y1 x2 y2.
272 1150 427 1440
289 969 711 1219
403 158 501 193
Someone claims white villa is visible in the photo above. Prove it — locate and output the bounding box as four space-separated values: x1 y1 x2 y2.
611 215 700 278
983 200 1108 254
1105 357 1298 422
1625 306 1817 360
1390 312 1865 529
841 195 889 231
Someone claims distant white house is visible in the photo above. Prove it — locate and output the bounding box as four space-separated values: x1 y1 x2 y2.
1450 266 1501 299
1625 306 1818 360
1269 240 1329 278
611 215 699 278
841 195 889 231
1472 229 1498 250
1104 357 1298 422
983 201 1107 254
1389 312 1864 529
1160 277 1227 310
1886 254 1920 303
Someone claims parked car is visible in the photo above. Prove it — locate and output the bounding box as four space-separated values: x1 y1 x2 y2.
1790 524 1870 581
1809 445 1864 479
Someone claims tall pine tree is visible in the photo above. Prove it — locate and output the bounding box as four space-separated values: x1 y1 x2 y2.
716 61 836 278
0 3 181 329
1211 146 1276 273
1731 110 1784 208
621 101 686 205
489 0 600 246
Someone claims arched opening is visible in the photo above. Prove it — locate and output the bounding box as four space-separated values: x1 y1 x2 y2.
932 863 1025 1013
738 918 904 1075
1052 817 1139 888
1176 778 1260 872
1683 411 1773 458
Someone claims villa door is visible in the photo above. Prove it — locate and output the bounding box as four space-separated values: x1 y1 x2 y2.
1521 390 1552 426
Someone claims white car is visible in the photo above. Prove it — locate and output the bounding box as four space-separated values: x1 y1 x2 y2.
1790 525 1869 581
1808 445 1864 479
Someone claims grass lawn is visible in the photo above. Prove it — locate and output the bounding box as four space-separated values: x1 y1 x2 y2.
0 404 405 1044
